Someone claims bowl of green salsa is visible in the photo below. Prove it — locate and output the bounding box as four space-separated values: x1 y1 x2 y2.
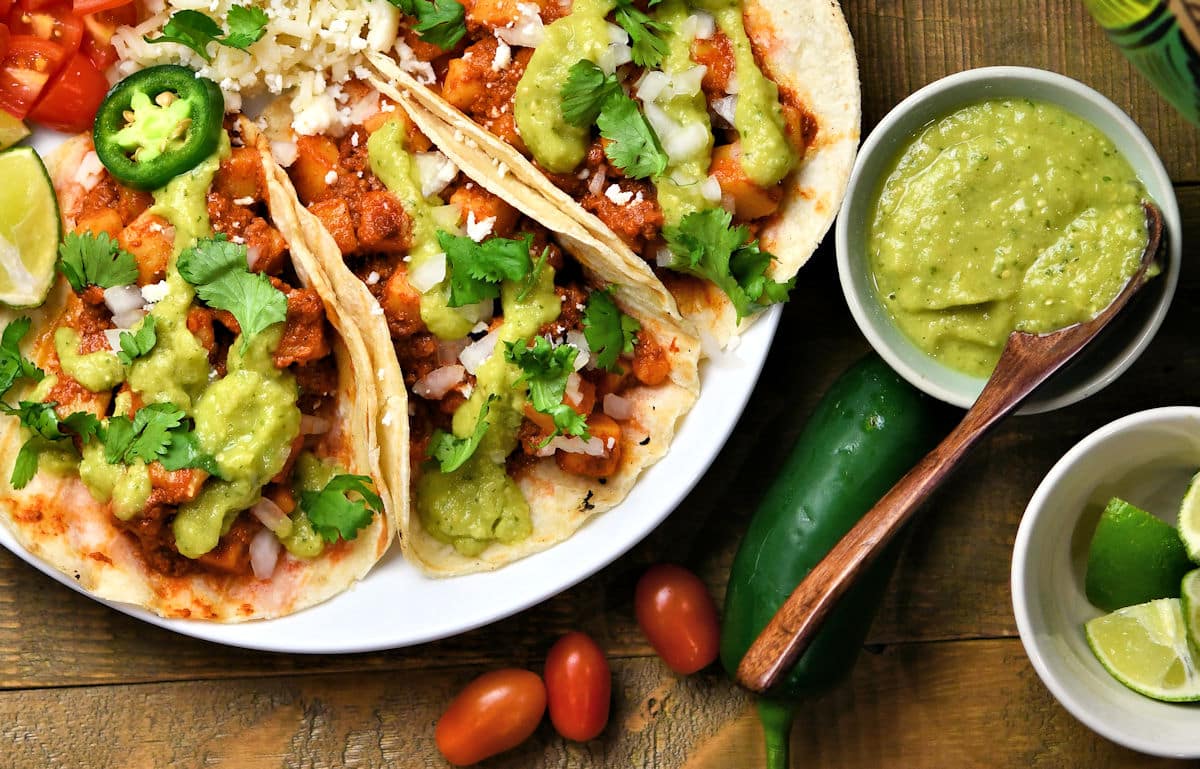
837 67 1180 412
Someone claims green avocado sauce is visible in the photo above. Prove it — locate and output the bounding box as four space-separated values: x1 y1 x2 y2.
867 99 1150 378
415 268 560 556
368 120 484 339
53 327 124 392
280 452 336 558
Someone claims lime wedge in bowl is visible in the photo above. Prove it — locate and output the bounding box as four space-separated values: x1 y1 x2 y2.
0 146 60 308
1084 497 1193 612
1179 472 1200 563
1085 598 1200 702
1184 570 1200 658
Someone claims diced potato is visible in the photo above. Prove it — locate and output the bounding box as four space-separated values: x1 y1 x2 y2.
709 143 783 221
556 413 622 478
214 146 266 202
449 185 521 236
118 212 173 285
308 198 359 256
466 0 520 30
74 208 122 238
381 267 424 338
243 218 288 275
632 331 669 386
291 135 340 205
442 57 487 111
357 190 411 253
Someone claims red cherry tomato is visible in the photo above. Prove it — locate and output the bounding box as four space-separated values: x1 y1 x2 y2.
78 3 131 68
0 34 65 118
544 631 611 742
0 25 10 59
634 563 720 675
71 0 132 14
27 50 104 131
9 1 82 55
435 668 546 766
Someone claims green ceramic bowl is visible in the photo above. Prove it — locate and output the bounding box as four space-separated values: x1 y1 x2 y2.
1086 0 1200 126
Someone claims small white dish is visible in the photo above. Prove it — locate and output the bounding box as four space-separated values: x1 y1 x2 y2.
836 66 1180 413
1012 407 1200 758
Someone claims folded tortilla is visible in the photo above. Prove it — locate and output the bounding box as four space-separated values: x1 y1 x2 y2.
0 119 400 620
367 0 860 346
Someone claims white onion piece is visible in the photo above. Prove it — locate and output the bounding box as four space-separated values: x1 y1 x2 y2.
603 393 634 420
701 175 723 203
655 246 675 267
103 329 124 353
663 122 710 164
545 435 608 456
414 151 459 198
636 71 670 102
598 43 632 74
408 252 447 293
606 22 629 44
460 331 498 374
437 338 469 365
726 73 739 94
103 285 145 317
681 11 715 39
251 498 292 536
587 168 606 195
249 527 282 580
712 95 737 126
300 415 331 435
670 65 707 97
564 372 582 406
246 244 264 270
112 309 146 330
413 364 465 399
565 331 590 370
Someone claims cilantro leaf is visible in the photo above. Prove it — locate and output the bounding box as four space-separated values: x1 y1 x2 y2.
516 247 551 302
116 316 158 367
663 208 794 320
222 5 268 49
60 412 102 444
428 394 495 473
505 337 589 439
301 474 382 543
10 439 41 490
102 404 219 475
614 0 670 68
386 0 466 49
0 317 44 398
158 429 222 476
144 9 224 61
126 403 184 463
5 401 67 440
103 415 135 464
7 409 100 489
177 236 288 349
438 231 534 307
597 93 668 179
57 232 138 292
561 61 624 127
583 289 640 372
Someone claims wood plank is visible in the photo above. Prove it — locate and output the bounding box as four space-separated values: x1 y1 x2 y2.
847 0 1200 181
1 640 1192 768
3 184 1200 688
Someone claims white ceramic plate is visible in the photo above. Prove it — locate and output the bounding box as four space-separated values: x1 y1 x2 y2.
0 134 780 651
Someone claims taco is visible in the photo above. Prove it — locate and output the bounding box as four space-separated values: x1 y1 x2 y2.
274 94 700 574
365 0 859 345
0 72 397 620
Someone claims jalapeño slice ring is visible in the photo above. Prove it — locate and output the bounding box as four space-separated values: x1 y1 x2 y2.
93 64 225 191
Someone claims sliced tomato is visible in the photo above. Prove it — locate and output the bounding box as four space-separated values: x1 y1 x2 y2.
9 1 82 55
79 3 131 68
16 0 57 11
0 24 10 59
27 50 103 131
0 1 12 20
71 0 131 14
0 34 65 118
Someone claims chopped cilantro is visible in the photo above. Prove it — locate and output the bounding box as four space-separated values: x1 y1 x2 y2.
506 337 589 440
663 208 793 320
428 394 495 472
102 403 218 475
561 61 624 127
0 318 44 398
438 231 533 307
597 93 668 179
516 247 551 302
583 289 640 372
386 0 466 50
301 474 383 543
116 316 158 367
157 429 222 476
614 0 670 68
10 440 41 490
144 10 224 61
177 236 287 349
222 5 269 49
57 232 138 293
5 405 101 490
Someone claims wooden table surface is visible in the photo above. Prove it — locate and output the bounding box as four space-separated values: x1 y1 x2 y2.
5 2 1200 767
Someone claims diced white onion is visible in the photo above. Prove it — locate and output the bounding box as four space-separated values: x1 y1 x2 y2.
251 498 292 536
680 11 715 39
606 22 629 44
461 298 495 324
726 73 740 94
544 435 608 456
598 42 632 74
414 364 465 399
414 151 459 198
496 5 545 47
636 71 670 103
587 168 607 195
112 309 146 330
670 65 707 97
270 140 299 167
656 246 675 267
74 151 105 190
430 203 463 231
702 175 723 203
437 338 469 365
566 331 590 370
103 285 145 317
300 415 331 435
603 393 634 420
249 527 282 580
459 331 498 374
564 372 582 406
712 95 737 126
664 122 710 164
103 329 124 353
408 253 447 293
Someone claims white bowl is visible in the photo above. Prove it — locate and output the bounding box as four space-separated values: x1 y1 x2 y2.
836 66 1180 413
1012 407 1200 758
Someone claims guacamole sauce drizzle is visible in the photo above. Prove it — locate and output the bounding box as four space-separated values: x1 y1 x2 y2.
416 267 560 556
868 99 1149 377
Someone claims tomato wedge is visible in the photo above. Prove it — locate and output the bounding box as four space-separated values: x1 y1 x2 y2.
9 1 82 55
0 24 10 59
80 4 132 68
71 0 132 14
27 50 103 131
0 34 65 118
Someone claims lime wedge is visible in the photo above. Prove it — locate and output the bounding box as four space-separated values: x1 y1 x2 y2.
0 147 60 308
1184 570 1200 659
1085 598 1200 702
1085 498 1193 612
0 111 29 151
1179 472 1200 563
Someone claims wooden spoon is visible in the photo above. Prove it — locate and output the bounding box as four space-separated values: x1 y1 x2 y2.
735 201 1166 694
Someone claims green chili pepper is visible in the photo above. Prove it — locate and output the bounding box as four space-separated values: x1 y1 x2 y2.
92 65 224 191
720 355 947 769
